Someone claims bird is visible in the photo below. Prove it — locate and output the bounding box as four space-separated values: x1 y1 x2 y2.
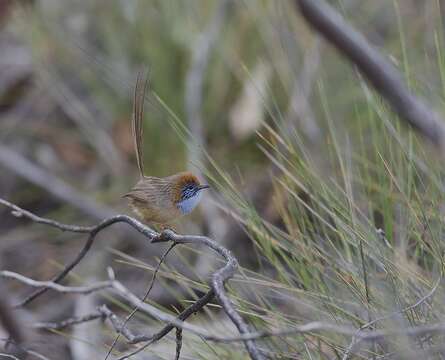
123 71 209 226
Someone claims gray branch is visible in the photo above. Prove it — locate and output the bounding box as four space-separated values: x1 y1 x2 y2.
0 271 112 294
295 0 445 152
0 198 263 360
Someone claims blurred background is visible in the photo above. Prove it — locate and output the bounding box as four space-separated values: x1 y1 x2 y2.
2 0 445 359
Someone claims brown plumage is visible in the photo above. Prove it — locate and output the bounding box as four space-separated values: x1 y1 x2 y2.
124 71 208 225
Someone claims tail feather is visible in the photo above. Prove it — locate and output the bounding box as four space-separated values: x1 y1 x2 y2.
132 69 150 178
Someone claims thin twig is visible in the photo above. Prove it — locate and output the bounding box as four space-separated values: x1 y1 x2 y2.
33 311 105 331
153 230 264 360
98 305 151 343
11 213 156 308
7 268 445 355
175 328 183 360
0 198 94 233
117 289 215 359
0 271 112 294
104 243 176 359
0 198 261 359
13 274 445 346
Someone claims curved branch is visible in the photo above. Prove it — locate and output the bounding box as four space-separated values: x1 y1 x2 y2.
7 269 445 358
152 230 264 359
0 198 262 359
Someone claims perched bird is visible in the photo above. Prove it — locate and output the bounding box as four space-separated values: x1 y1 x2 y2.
123 72 209 225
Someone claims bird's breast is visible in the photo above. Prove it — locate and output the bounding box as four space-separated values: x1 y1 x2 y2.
176 192 202 215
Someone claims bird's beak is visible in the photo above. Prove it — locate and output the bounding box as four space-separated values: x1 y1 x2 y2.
198 184 210 190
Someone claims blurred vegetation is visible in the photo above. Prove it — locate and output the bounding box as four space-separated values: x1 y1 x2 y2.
2 0 445 359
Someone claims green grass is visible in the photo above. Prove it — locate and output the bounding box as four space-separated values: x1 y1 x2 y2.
7 0 445 359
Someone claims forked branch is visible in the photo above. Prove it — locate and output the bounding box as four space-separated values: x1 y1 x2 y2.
0 198 263 360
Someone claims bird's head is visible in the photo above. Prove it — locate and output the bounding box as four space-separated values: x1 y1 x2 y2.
172 172 210 215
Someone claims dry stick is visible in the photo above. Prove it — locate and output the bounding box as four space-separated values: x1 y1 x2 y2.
98 304 152 344
16 231 99 307
8 269 445 346
33 311 106 331
0 271 112 294
118 289 215 359
103 243 176 360
0 198 155 308
294 0 445 151
7 269 445 353
291 0 445 356
7 267 215 341
0 198 94 233
34 303 150 342
175 328 183 360
0 199 262 360
152 230 264 360
116 229 263 359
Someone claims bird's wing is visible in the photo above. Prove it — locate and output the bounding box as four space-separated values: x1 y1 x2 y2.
123 177 171 204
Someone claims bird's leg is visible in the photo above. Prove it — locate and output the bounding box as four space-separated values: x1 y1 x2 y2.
151 223 177 243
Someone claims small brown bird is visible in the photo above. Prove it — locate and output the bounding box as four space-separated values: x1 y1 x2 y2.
123 72 209 225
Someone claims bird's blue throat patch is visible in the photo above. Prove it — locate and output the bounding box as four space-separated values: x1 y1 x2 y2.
177 190 203 214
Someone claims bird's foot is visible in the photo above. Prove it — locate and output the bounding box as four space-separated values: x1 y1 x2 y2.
151 225 176 243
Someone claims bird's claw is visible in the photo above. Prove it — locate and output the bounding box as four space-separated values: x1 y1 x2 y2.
151 228 176 243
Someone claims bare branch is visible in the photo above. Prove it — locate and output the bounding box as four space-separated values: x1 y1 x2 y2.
21 274 445 346
151 229 264 360
0 271 112 294
98 305 151 344
34 290 216 360
9 268 445 359
88 289 216 359
0 198 94 233
0 198 262 359
104 242 176 359
33 311 105 331
11 214 156 308
294 0 445 151
175 328 182 360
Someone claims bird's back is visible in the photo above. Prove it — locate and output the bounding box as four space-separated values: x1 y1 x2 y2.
124 176 181 224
